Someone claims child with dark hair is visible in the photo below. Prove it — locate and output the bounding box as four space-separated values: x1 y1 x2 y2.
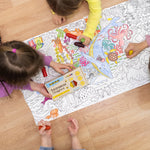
47 0 102 46
0 37 74 98
125 35 150 70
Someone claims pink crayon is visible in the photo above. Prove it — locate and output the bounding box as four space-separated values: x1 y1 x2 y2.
28 40 36 49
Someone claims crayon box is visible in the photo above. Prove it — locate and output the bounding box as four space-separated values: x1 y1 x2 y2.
45 67 88 100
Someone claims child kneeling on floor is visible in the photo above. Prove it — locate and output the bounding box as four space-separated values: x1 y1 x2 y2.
0 36 74 98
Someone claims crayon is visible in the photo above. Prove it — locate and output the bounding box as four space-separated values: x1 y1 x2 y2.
42 67 47 77
39 125 51 130
81 38 85 43
28 40 35 47
129 50 133 56
58 39 63 53
66 33 77 39
74 42 85 48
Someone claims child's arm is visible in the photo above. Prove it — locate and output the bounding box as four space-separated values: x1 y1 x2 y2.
38 120 54 150
125 35 150 58
29 81 52 98
0 53 74 98
146 35 150 47
82 0 102 43
38 52 53 66
68 118 86 150
41 52 75 74
0 82 15 98
0 81 32 98
49 61 75 74
0 80 52 98
43 55 53 66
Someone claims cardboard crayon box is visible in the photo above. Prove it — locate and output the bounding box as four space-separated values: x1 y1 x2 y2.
45 67 88 100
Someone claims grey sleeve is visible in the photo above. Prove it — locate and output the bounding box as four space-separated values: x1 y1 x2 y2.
39 147 54 150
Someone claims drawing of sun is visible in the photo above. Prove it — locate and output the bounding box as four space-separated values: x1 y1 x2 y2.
104 49 121 64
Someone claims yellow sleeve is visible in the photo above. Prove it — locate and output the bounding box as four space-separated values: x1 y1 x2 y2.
83 0 102 40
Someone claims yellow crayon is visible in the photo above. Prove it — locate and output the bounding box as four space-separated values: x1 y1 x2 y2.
70 59 73 64
129 50 133 56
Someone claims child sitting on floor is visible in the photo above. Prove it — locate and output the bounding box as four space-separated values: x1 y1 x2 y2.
38 118 85 150
0 36 74 98
46 0 102 46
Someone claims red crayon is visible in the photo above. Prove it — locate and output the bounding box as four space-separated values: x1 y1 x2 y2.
39 125 51 130
66 33 77 39
42 67 47 77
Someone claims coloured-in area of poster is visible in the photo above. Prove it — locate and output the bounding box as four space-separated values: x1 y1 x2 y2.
22 0 150 124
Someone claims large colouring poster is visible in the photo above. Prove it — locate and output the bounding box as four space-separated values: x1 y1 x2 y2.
23 1 150 124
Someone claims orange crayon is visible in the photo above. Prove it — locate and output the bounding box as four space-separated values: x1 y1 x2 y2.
39 125 51 130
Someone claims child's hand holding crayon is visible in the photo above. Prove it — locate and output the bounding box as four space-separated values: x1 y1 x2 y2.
38 120 52 147
78 35 91 46
125 40 148 58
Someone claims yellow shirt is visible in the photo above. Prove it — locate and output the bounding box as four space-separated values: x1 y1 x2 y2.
83 0 102 40
51 0 101 40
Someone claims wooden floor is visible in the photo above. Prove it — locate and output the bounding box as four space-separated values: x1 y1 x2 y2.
0 0 150 150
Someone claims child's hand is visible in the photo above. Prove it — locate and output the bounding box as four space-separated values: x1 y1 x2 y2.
38 120 52 147
52 14 66 25
38 120 52 137
125 40 148 59
30 81 52 98
78 35 91 46
50 61 75 74
68 118 79 137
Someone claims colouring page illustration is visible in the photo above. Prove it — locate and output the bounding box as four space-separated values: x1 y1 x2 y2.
22 0 150 124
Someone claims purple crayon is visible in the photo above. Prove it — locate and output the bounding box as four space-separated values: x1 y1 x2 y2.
74 42 85 48
41 97 52 105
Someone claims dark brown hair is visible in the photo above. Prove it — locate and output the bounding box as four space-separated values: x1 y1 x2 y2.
47 0 82 16
0 37 44 88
